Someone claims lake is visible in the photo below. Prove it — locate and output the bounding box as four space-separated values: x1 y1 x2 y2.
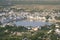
14 21 52 27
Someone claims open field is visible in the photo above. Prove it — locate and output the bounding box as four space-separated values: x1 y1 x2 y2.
11 5 60 9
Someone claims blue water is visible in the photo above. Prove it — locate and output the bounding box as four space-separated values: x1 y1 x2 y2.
14 21 51 26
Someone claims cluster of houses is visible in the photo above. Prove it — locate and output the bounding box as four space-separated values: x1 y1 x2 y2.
0 8 60 26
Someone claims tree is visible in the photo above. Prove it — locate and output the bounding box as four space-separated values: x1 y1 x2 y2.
0 21 2 25
30 32 45 40
17 26 28 32
45 15 50 19
55 16 60 20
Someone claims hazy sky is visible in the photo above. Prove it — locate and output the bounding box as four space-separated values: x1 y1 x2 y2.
5 0 60 1
0 0 60 5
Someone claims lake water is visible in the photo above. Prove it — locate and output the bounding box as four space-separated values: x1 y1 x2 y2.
14 21 52 26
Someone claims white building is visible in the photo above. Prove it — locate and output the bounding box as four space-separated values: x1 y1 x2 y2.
55 29 60 35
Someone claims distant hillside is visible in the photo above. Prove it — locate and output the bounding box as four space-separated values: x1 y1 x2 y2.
0 0 60 7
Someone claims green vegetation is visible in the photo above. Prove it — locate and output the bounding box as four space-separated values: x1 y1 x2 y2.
0 24 60 40
55 16 60 20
